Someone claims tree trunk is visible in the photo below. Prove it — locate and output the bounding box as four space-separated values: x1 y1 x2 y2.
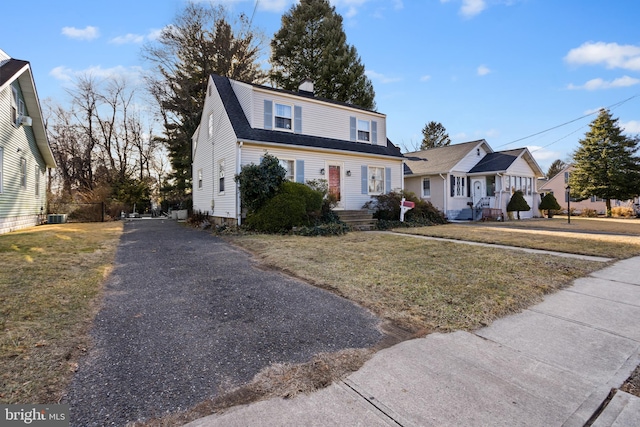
606 198 612 217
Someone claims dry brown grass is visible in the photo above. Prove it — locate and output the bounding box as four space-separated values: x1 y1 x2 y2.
228 233 603 333
395 220 640 259
0 222 122 404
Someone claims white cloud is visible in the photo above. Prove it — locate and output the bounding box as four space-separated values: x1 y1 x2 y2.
477 65 491 76
565 41 640 71
621 120 640 134
61 26 99 41
365 70 402 84
258 0 291 12
460 0 486 18
147 28 164 41
393 0 404 10
50 66 74 81
110 33 145 45
420 75 432 82
567 75 640 90
49 65 144 84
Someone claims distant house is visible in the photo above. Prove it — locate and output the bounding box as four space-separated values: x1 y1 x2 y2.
404 140 544 220
0 49 56 234
539 164 635 215
192 75 404 225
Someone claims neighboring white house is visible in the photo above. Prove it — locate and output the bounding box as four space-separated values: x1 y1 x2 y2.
192 74 405 225
0 49 56 234
404 140 544 220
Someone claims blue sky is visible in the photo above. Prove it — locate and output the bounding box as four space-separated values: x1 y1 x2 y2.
2 0 639 173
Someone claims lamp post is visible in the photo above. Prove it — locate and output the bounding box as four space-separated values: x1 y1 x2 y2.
566 184 571 224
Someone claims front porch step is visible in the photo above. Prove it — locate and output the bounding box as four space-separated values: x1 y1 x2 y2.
336 210 377 231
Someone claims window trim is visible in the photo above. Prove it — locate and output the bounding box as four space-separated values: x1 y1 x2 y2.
20 157 27 189
279 158 295 181
197 169 203 189
454 175 466 198
422 177 431 197
368 166 385 195
274 102 293 131
208 113 214 138
11 86 19 127
357 119 370 142
218 159 225 194
35 166 40 197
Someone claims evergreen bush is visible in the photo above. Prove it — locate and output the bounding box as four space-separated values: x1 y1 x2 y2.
245 181 323 233
506 190 530 220
538 193 561 218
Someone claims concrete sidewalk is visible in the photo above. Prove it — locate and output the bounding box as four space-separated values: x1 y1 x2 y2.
186 256 640 427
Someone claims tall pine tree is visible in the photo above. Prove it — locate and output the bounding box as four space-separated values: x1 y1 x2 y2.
143 2 266 200
270 0 376 110
569 109 640 216
420 121 451 150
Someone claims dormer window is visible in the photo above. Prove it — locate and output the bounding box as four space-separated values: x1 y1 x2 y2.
357 120 370 142
11 87 18 126
275 103 292 130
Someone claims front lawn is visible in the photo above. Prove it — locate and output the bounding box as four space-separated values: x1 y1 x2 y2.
228 232 603 333
0 222 122 404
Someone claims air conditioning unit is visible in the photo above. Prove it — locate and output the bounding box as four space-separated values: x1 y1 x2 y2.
19 115 32 126
47 214 67 224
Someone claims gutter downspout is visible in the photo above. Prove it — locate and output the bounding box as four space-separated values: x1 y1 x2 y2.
439 173 447 216
237 141 243 226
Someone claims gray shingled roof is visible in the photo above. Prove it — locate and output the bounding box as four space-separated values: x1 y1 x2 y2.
211 75 404 159
403 140 490 175
0 58 28 89
468 152 517 173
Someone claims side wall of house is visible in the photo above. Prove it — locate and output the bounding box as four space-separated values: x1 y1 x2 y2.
0 81 48 234
240 144 403 211
405 174 446 214
192 77 238 223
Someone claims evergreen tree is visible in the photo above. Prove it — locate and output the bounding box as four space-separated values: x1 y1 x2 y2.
507 190 530 220
539 192 561 218
569 109 640 217
270 0 376 110
143 2 266 199
420 121 451 150
546 159 566 179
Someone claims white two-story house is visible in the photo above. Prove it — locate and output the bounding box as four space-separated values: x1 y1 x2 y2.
192 75 405 225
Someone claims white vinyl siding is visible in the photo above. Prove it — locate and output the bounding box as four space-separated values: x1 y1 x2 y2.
20 158 26 189
250 87 386 145
0 147 3 194
35 166 40 196
192 76 237 219
241 144 401 211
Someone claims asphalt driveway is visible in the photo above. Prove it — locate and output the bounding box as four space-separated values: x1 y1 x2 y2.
65 219 382 426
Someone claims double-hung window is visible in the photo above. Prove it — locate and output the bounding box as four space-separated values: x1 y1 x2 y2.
35 166 40 196
275 103 292 130
422 178 431 197
20 158 27 189
368 166 385 194
357 120 370 142
11 87 19 126
208 113 214 137
454 176 465 197
197 169 203 189
218 160 225 193
279 159 295 181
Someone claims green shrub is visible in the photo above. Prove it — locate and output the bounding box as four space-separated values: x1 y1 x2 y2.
539 193 561 218
507 190 530 220
235 154 286 213
294 222 349 236
245 181 323 233
363 190 447 227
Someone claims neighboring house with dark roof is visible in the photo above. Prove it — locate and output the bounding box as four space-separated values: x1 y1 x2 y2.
0 49 56 234
192 74 404 225
404 140 544 220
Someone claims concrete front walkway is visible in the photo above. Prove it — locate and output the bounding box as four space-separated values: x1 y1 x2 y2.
187 256 640 427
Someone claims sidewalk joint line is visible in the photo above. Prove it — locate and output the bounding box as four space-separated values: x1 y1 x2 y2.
341 380 404 426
